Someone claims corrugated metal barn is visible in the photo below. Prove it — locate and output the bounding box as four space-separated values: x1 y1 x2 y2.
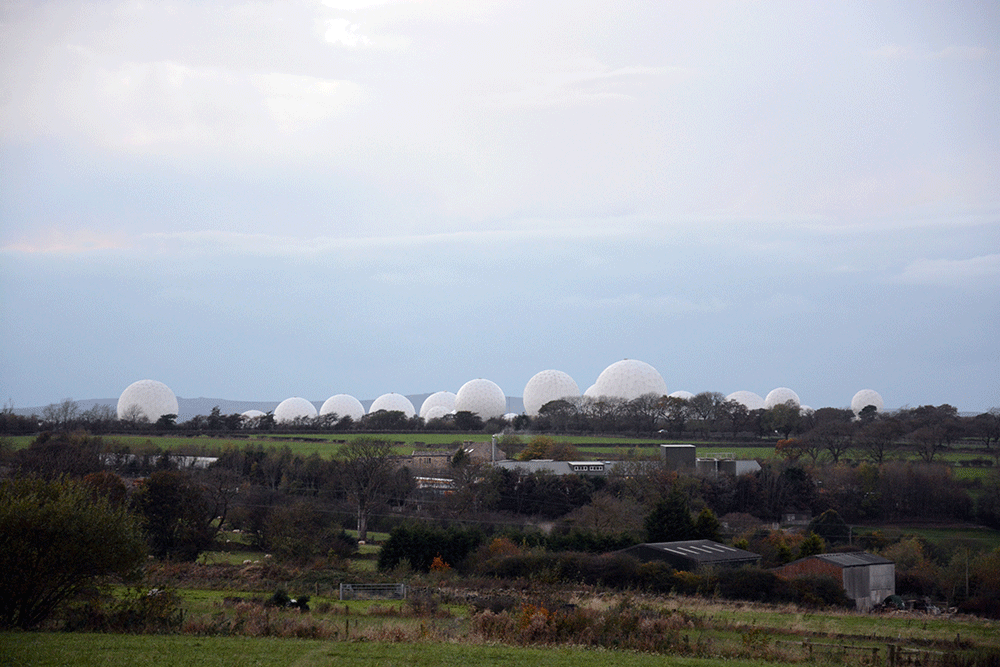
618 540 762 571
773 552 895 611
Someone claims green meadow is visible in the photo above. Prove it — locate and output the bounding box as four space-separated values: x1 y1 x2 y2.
0 633 805 667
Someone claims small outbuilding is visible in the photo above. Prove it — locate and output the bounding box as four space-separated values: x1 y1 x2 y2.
772 552 895 611
618 540 761 571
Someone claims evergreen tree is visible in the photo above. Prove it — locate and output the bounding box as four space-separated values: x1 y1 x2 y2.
808 509 850 545
644 489 695 542
694 507 721 541
797 532 826 559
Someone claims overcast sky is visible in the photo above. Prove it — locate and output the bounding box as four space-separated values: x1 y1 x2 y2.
2 0 998 413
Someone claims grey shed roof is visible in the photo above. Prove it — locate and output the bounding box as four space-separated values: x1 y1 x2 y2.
814 552 893 568
644 540 759 564
620 540 761 569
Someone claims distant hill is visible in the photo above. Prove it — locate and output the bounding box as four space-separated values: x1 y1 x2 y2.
13 394 525 422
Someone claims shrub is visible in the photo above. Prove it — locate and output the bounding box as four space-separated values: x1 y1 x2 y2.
63 588 185 633
262 502 355 563
716 568 782 602
788 575 852 608
0 476 147 629
471 604 696 653
378 524 484 573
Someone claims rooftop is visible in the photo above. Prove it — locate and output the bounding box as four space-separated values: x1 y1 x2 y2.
814 552 893 568
636 540 760 564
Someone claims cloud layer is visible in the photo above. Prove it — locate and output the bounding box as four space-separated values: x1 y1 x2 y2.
1 0 998 411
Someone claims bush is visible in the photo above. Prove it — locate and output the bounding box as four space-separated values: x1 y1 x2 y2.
378 524 484 573
63 588 184 633
716 568 782 601
471 604 697 653
262 502 356 563
788 575 852 608
0 477 147 629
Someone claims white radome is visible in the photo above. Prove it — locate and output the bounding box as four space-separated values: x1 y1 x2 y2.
590 359 668 400
765 387 801 409
851 389 884 415
454 379 506 419
320 394 365 421
274 397 318 423
369 393 416 418
584 384 600 398
669 390 695 400
503 413 519 421
241 410 265 428
117 379 179 422
727 391 765 411
800 405 815 415
523 370 580 417
423 405 452 421
420 391 457 419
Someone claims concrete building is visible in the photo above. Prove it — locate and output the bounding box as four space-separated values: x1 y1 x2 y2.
661 444 697 470
695 455 761 478
772 552 895 611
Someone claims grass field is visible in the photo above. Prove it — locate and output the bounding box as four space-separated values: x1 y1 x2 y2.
854 525 1000 552
0 633 804 667
6 430 998 464
4 597 999 667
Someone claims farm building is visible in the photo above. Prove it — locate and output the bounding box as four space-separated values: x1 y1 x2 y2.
772 552 895 611
618 540 761 571
494 459 611 476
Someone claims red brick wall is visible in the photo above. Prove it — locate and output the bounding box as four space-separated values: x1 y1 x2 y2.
772 558 842 581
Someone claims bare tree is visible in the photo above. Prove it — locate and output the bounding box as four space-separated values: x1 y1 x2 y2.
340 437 397 542
119 403 148 425
804 421 854 463
859 417 902 464
41 398 79 430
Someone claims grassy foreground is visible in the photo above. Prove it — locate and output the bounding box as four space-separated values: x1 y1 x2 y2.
0 633 785 667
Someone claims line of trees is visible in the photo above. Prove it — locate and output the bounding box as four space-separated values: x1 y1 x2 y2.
7 398 998 463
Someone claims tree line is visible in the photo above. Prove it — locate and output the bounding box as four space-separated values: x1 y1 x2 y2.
6 397 999 464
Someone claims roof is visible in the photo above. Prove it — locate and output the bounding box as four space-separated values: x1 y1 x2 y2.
494 460 610 475
813 552 893 568
624 540 761 565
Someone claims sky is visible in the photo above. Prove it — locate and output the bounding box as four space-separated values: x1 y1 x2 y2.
1 0 998 413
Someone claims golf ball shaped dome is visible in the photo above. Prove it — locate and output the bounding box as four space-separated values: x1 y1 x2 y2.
851 389 884 415
765 387 801 409
241 409 265 419
454 379 506 419
590 359 668 400
320 394 365 421
275 397 318 423
727 391 765 411
669 390 695 400
523 370 580 417
423 405 452 421
369 393 416 418
117 379 178 422
420 391 457 419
